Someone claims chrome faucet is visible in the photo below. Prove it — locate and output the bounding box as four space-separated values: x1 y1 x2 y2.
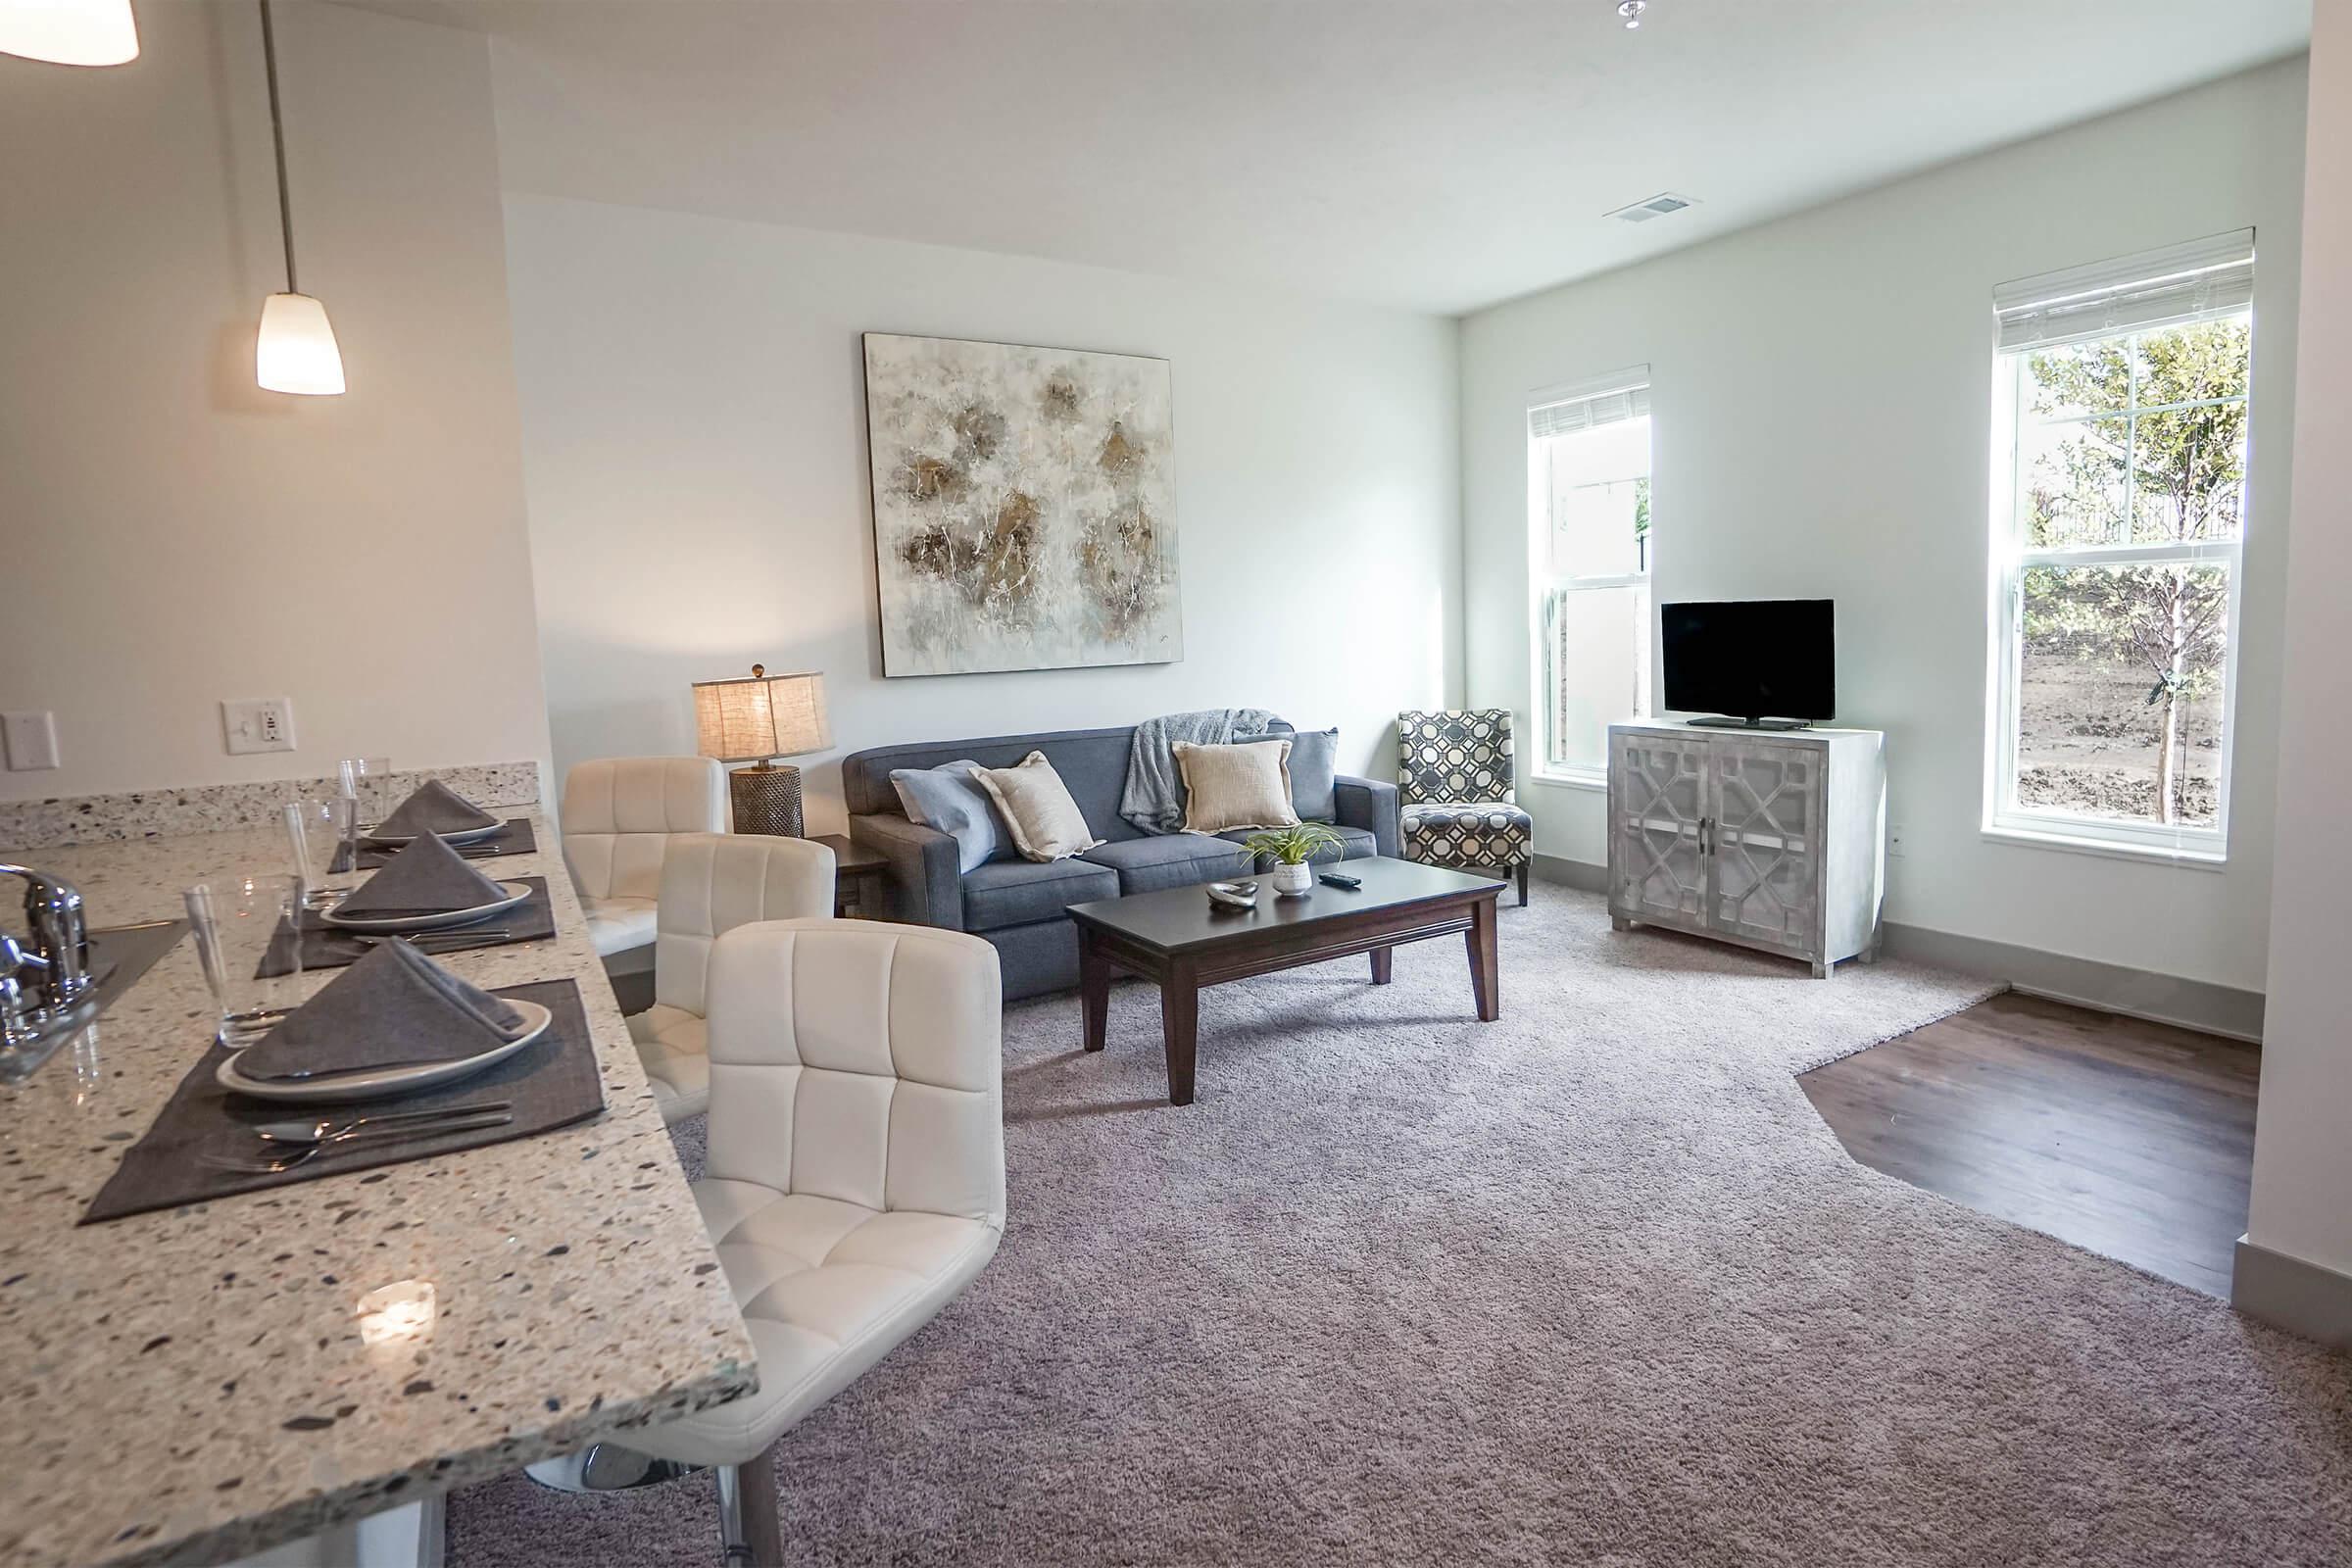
0 864 96 1069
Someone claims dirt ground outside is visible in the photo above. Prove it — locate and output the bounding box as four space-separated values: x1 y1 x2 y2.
2016 650 2222 825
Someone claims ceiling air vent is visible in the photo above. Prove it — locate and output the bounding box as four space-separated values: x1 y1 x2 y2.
1607 192 1698 224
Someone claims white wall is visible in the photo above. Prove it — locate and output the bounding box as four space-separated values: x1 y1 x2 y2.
500 193 1461 835
2246 3 2352 1290
1459 61 2307 994
0 1 552 803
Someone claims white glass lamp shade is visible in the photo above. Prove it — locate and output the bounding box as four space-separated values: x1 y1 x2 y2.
694 670 830 763
256 291 346 396
0 0 138 65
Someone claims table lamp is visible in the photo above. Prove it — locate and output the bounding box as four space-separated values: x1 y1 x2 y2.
693 665 831 836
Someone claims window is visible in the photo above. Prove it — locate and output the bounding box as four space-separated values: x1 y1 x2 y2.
1987 231 2254 860
1530 368 1652 780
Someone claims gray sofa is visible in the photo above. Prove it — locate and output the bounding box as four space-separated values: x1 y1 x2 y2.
843 722 1399 1001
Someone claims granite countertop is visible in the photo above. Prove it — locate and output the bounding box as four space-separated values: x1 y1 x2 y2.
0 810 757 1568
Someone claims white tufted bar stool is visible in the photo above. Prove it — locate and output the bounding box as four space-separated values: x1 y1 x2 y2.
634 918 1004 1564
560 757 729 963
629 834 835 1124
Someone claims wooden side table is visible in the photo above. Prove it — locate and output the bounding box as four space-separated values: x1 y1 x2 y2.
813 833 891 919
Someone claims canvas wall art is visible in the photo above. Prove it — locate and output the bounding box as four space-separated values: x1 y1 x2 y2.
862 332 1182 677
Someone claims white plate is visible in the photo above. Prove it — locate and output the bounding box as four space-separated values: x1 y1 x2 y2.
363 820 506 847
322 881 532 933
216 999 553 1102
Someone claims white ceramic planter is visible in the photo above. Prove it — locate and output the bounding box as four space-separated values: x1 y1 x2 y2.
1270 860 1315 897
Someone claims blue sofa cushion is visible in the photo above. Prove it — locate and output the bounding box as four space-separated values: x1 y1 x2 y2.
961 857 1119 932
1079 833 1253 896
888 760 1004 872
1273 727 1340 821
1219 823 1377 868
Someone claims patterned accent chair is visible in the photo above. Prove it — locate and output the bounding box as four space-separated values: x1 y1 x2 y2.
1396 710 1534 906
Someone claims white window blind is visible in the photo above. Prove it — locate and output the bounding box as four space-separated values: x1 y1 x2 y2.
1528 367 1650 440
1993 229 2254 352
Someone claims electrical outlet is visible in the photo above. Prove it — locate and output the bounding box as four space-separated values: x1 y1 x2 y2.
2 710 60 771
221 698 296 756
1886 821 1907 858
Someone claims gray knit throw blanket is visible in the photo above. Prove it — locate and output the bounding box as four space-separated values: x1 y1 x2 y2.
1119 708 1282 835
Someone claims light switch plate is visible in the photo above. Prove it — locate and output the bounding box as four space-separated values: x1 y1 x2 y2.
2 710 61 771
221 698 297 756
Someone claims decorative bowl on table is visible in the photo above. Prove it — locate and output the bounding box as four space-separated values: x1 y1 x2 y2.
1205 880 1259 910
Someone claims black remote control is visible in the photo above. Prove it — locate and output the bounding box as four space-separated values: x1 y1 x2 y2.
1319 872 1362 890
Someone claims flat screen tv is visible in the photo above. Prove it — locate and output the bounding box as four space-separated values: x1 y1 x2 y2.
1660 599 1835 729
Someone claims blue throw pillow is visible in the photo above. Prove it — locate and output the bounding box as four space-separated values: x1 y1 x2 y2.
889 760 1004 872
1259 728 1339 821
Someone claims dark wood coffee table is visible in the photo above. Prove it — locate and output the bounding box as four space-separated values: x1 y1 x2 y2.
1066 856 1502 1105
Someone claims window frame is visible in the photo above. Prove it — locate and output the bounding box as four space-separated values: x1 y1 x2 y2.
1983 311 2251 865
1526 368 1653 789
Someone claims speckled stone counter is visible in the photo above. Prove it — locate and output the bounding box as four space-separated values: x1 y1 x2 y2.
0 811 757 1568
0 762 542 851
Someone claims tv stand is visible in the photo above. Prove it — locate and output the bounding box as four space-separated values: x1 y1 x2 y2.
1687 715 1811 731
1606 720 1885 978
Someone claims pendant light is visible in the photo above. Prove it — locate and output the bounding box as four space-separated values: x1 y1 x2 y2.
253 0 344 395
0 0 138 65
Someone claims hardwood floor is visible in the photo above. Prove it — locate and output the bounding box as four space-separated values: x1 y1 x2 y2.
1798 990 2258 1298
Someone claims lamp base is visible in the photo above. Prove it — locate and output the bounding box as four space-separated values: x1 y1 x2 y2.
730 763 805 837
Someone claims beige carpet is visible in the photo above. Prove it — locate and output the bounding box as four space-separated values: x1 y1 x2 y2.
449 887 2352 1566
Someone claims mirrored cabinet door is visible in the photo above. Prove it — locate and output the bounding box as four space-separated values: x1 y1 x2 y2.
1608 729 1710 926
1706 739 1823 955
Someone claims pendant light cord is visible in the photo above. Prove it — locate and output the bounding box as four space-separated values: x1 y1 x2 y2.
259 0 299 295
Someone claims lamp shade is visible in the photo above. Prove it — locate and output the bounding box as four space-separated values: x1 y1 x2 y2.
256 291 345 395
694 668 830 763
0 0 138 65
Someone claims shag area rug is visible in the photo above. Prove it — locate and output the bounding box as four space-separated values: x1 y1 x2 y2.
449 887 2352 1566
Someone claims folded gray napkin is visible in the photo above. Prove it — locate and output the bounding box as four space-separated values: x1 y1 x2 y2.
236 940 526 1080
334 830 511 917
375 778 499 837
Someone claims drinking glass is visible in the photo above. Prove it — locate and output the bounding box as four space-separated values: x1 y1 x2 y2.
338 757 394 828
183 874 305 1047
284 797 358 910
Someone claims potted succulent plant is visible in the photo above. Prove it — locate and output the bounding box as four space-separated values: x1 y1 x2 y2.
1242 822 1348 897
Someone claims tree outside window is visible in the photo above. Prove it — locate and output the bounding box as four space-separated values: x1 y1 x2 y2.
2002 314 2248 838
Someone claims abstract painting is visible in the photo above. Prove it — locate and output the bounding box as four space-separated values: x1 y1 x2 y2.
862 332 1182 677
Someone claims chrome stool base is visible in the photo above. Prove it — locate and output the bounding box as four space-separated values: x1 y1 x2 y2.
524 1445 704 1494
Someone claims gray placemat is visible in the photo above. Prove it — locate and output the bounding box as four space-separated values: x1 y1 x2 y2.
258 877 557 978
335 817 537 872
80 979 604 1225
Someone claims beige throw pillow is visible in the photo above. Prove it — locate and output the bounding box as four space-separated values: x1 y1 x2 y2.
1175 739 1299 834
966 752 1103 862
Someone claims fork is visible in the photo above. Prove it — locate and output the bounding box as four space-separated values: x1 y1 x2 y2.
347 929 513 949
199 1109 515 1176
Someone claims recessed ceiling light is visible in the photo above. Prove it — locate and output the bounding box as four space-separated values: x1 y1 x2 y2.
1618 1 1646 28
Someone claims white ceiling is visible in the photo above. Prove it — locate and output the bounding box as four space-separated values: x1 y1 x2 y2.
348 0 2310 316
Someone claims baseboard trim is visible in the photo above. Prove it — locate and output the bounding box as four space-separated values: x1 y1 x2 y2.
1879 922 2263 1042
1531 854 2263 1041
2233 1237 2352 1349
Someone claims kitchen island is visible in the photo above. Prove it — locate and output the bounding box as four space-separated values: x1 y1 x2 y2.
0 809 756 1568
